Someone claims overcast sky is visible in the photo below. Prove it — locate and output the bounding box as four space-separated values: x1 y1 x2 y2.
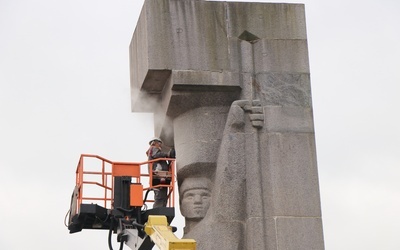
1 0 399 249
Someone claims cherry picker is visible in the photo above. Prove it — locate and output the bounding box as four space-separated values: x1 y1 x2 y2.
67 154 196 250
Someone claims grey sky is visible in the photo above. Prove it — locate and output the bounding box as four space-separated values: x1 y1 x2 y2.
1 0 399 249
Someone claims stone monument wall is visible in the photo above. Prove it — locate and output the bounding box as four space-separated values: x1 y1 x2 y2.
130 0 324 249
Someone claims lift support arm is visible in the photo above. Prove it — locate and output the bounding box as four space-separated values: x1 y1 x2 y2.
144 216 196 250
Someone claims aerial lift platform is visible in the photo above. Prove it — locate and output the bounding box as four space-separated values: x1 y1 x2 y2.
66 154 196 250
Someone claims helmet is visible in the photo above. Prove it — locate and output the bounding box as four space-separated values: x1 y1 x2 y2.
149 137 163 145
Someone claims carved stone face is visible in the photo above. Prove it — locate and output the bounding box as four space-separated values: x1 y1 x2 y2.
181 188 211 220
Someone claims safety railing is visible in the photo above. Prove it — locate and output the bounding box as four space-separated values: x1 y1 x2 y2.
73 154 176 216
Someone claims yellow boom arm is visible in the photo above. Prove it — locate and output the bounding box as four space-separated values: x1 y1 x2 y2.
144 216 196 250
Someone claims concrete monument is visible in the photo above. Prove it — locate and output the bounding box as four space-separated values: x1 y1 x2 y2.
130 0 324 249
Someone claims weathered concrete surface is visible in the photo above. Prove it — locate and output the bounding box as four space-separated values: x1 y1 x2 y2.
130 0 324 249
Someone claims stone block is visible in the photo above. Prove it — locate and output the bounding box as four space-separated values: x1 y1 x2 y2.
276 217 324 250
152 72 241 142
170 70 241 89
168 1 230 71
245 217 284 250
245 217 267 249
260 132 322 217
173 106 229 172
130 0 230 88
264 106 315 133
201 221 245 249
254 39 310 73
226 2 307 40
257 73 312 107
264 217 279 250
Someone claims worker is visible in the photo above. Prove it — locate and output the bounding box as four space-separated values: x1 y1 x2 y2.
179 177 212 234
146 137 175 208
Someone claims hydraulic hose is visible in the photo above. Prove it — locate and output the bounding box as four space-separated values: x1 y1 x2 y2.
108 216 125 250
108 217 114 250
143 189 152 204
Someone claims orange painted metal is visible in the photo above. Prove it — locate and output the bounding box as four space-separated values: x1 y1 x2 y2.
72 154 176 216
130 184 144 207
112 163 141 181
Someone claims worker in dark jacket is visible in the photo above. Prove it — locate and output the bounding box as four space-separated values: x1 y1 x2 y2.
146 137 175 208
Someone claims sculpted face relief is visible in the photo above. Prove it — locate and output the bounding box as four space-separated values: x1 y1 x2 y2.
181 188 211 220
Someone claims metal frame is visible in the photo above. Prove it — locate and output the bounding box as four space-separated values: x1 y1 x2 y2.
73 154 176 217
